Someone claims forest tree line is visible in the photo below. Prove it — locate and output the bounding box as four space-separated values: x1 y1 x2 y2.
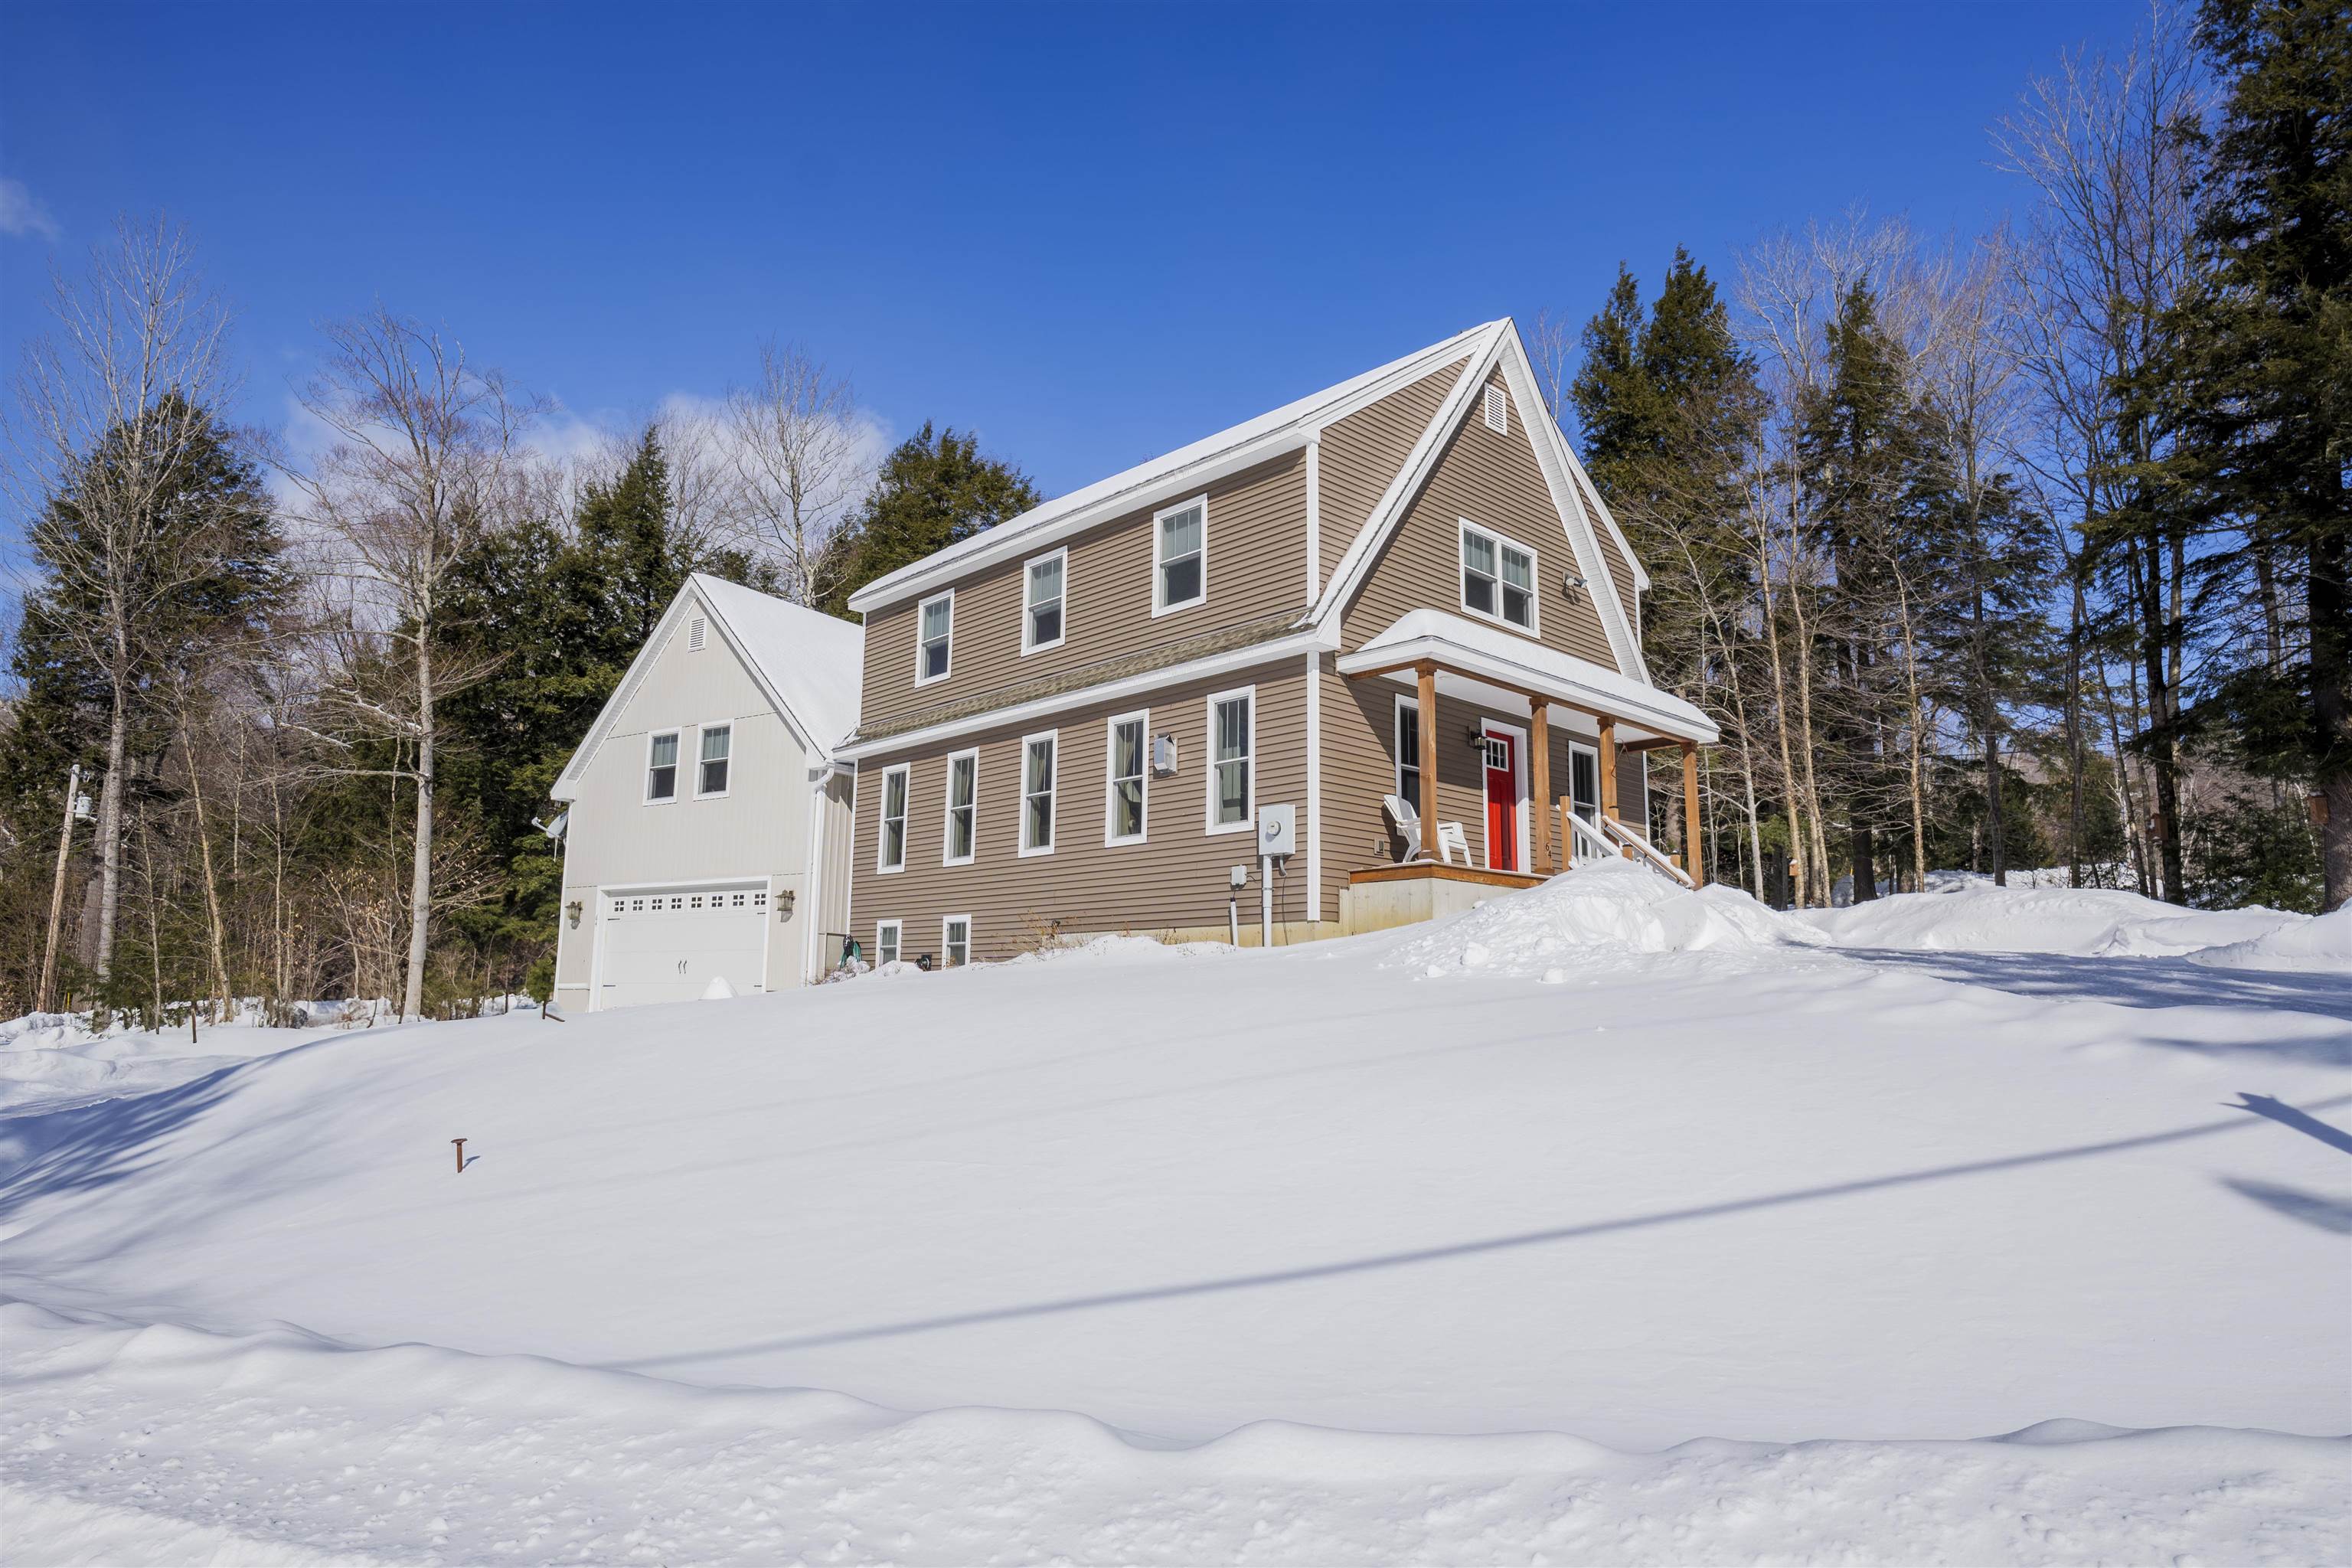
0 0 2341 1025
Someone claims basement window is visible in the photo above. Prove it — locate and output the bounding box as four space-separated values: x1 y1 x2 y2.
875 919 901 967
942 915 971 968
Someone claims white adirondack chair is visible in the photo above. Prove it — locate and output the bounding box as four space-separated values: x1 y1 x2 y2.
1383 794 1469 866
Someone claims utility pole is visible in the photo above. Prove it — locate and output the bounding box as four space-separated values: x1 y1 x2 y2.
37 764 80 1014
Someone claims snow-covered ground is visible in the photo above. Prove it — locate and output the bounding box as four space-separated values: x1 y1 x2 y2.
4 863 2347 1563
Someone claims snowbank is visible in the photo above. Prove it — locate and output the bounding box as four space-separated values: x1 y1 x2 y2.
5 1301 2341 1568
2190 905 2352 973
1004 933 1236 965
1396 858 1824 978
0 1010 346 1116
1798 880 2304 959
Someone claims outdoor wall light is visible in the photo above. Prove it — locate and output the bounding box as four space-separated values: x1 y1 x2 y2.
776 889 795 920
565 900 583 929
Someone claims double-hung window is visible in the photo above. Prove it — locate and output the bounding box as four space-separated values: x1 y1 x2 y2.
1153 496 1206 614
1106 711 1146 844
1023 549 1066 653
1460 521 1537 632
942 749 977 864
1207 688 1253 832
1394 697 1421 804
942 915 972 969
1020 732 1057 855
645 730 680 802
916 591 953 684
697 724 731 796
877 763 910 872
875 919 902 967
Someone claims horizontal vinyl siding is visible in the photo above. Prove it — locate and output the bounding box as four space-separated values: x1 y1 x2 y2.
1317 362 1462 587
1572 469 1643 640
852 662 1310 962
858 452 1308 730
1341 371 1621 671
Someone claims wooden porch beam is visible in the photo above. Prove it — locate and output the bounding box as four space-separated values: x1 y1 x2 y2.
1416 661 1439 863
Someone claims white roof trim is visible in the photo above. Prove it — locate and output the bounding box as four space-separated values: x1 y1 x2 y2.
552 576 854 801
1338 609 1717 743
845 322 1500 614
1308 320 1650 684
836 626 1334 762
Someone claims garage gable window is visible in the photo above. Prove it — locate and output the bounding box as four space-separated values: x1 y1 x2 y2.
877 763 910 873
697 724 732 797
645 730 680 802
875 919 901 967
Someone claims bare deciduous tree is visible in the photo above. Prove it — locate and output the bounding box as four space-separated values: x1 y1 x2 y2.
286 309 531 1021
724 341 872 606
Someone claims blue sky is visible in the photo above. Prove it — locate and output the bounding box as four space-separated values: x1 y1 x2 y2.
2 0 2148 513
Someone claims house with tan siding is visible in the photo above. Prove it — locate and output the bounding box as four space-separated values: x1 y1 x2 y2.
838 319 1717 969
549 575 861 1011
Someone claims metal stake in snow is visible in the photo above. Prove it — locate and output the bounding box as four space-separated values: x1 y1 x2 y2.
452 1138 468 1174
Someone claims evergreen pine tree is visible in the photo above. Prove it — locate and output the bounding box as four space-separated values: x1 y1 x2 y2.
821 424 1040 618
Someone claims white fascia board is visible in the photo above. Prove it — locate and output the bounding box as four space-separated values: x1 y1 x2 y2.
1487 330 1650 682
550 584 702 802
1335 632 1718 744
846 325 1501 616
1310 324 1511 627
836 626 1333 762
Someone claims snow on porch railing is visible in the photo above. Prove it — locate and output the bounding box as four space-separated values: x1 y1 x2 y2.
1593 812 1695 888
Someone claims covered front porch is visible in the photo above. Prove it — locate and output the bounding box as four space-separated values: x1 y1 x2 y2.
1334 610 1718 926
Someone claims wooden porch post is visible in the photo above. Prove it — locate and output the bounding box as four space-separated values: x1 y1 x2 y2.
1415 662 1439 861
1529 697 1552 873
1681 739 1704 887
1598 717 1619 824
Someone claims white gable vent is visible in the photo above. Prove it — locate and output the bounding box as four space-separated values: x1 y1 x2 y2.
688 616 707 652
1484 384 1507 434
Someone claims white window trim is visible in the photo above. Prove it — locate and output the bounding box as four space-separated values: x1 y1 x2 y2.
1018 729 1058 858
643 728 682 805
1152 494 1208 617
692 720 733 801
915 589 955 686
1458 518 1540 636
1392 693 1422 800
874 918 902 967
875 762 910 874
1478 717 1534 874
1021 546 1068 655
1204 684 1256 835
1104 708 1149 846
942 913 972 969
940 747 979 866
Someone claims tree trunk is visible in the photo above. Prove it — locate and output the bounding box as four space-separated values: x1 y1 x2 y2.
93 664 129 982
402 637 435 1021
181 729 235 1016
1986 721 2007 886
2311 508 2352 911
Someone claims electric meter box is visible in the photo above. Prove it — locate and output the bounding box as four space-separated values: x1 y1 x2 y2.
1257 802 1295 858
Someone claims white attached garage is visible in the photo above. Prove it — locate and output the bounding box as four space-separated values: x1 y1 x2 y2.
592 882 772 1009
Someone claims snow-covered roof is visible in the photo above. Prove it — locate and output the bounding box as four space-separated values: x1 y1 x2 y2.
1338 608 1719 744
551 575 864 802
845 321 1505 613
687 574 864 762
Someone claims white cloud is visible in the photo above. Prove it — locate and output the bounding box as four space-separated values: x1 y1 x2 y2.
0 177 60 241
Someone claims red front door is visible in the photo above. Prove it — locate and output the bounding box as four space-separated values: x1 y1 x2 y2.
1483 730 1518 871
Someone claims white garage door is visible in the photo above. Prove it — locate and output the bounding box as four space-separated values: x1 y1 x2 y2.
596 883 770 1010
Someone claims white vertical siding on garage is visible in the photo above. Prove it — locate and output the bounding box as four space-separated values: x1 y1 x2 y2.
553 589 822 1001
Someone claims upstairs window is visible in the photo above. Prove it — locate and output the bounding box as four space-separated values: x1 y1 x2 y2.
697 724 732 796
1021 732 1057 855
877 763 909 871
1106 712 1146 844
646 730 680 802
943 750 977 864
1207 688 1253 832
917 592 954 684
1460 521 1537 632
1024 549 1066 653
1154 497 1206 614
